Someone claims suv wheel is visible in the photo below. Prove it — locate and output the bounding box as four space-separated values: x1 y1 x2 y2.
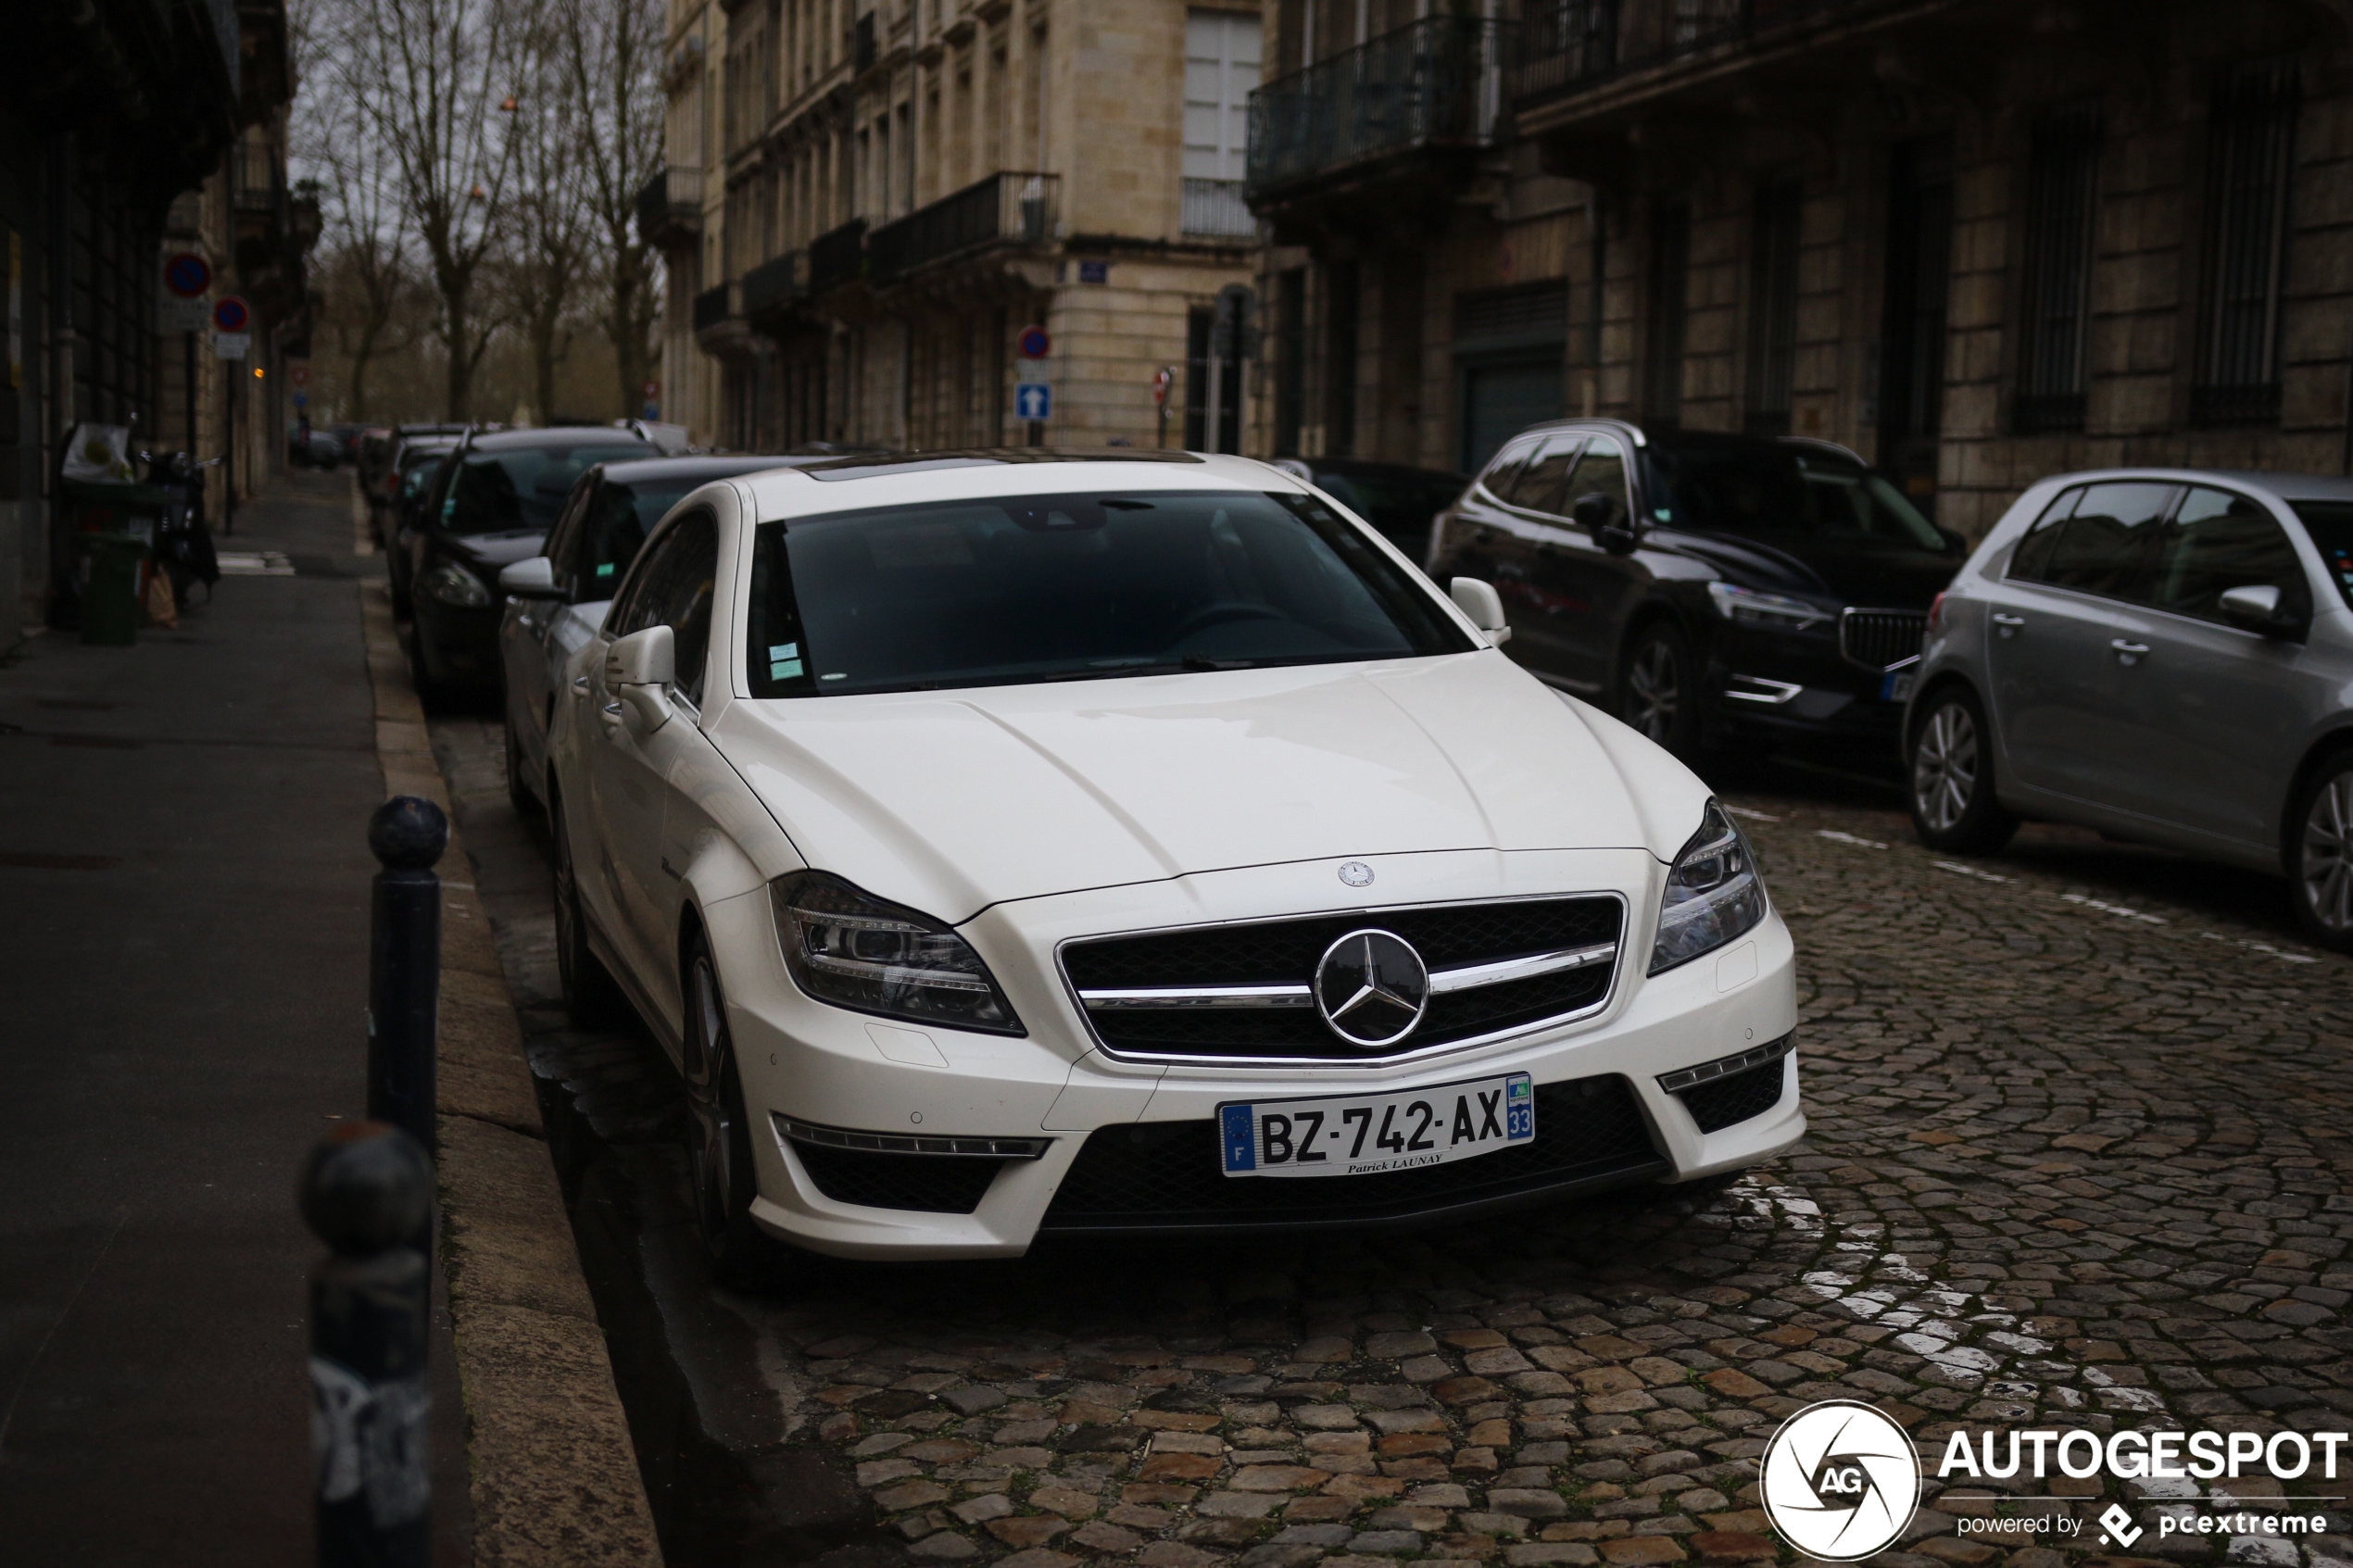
1907 685 2018 854
684 936 781 1288
2289 753 2353 952
1618 623 1700 756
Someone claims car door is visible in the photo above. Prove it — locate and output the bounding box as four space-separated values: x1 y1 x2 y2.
1982 480 2175 806
2102 484 2322 848
1525 433 1643 696
1476 432 1588 687
509 474 598 782
585 509 722 1023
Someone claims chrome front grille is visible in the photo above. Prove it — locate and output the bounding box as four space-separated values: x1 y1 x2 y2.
1839 608 1927 672
1059 895 1624 1064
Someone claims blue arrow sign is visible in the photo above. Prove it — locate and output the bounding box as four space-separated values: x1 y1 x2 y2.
1014 383 1051 422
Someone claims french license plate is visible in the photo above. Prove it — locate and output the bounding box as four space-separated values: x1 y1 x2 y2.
1218 1073 1533 1178
1881 670 1917 702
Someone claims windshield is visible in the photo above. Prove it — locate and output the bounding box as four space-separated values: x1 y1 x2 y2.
1315 469 1468 546
746 489 1475 697
1642 438 1947 551
444 442 652 535
2291 501 2353 608
580 480 700 595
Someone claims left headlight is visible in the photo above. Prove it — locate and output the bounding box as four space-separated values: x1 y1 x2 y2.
1648 801 1768 974
422 562 493 608
1707 580 1830 632
769 872 1025 1035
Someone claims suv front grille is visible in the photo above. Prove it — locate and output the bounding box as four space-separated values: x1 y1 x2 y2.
1840 608 1927 672
1038 1074 1662 1234
1060 895 1624 1063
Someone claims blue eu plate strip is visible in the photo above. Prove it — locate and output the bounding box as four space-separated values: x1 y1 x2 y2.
1220 1104 1256 1173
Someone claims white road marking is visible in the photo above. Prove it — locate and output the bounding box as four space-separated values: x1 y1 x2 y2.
1933 860 2013 884
1723 805 1781 822
1815 829 1888 849
217 550 295 576
2058 893 2166 924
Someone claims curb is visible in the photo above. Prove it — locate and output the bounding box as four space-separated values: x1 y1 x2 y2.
360 578 666 1567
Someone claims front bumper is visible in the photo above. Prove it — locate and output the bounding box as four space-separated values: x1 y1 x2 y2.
1701 628 1909 748
707 847 1802 1260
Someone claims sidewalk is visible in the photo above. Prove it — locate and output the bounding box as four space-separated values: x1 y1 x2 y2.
0 472 464 1562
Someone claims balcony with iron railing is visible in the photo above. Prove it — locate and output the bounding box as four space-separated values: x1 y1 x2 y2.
231 140 281 215
808 218 867 295
693 281 739 335
1180 178 1255 240
635 165 705 248
1245 16 1516 210
867 172 1059 288
1513 0 1970 137
741 250 805 322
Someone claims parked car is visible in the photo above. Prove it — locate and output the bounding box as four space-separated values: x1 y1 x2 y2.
543 448 1801 1279
382 434 462 605
618 418 693 455
496 454 808 816
1428 420 1965 760
402 426 656 696
1271 457 1469 560
1904 468 2353 949
288 425 341 469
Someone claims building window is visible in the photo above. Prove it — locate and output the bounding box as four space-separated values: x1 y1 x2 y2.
1183 9 1261 237
1185 306 1243 453
2195 56 2299 427
1642 197 1691 426
2015 100 2101 433
1326 260 1361 457
1878 135 1955 495
1744 177 1802 436
1275 268 1307 456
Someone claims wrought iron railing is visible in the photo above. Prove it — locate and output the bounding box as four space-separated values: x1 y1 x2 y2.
1246 16 1516 200
635 165 705 246
1514 0 1918 111
741 251 804 318
1181 178 1255 238
808 218 867 294
867 172 1059 286
231 141 280 214
692 282 738 334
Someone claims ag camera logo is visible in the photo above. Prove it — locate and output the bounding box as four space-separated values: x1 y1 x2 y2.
1761 1399 1922 1561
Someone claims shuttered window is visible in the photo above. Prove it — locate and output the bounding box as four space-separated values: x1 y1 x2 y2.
2015 101 2101 433
2195 56 2299 427
1744 178 1803 436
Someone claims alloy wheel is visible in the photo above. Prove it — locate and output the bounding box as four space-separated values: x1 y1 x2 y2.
686 955 737 1243
2301 772 2353 934
1913 702 1979 834
1626 639 1680 744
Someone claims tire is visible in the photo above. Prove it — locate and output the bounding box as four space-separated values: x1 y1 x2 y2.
1906 684 2019 855
503 702 538 817
551 790 632 1028
683 935 782 1288
2287 751 2353 952
1617 622 1702 757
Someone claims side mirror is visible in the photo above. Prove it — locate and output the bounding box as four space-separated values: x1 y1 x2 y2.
1576 492 1640 556
2218 583 2304 640
606 625 677 734
1450 577 1512 646
497 555 562 600
1938 526 1968 556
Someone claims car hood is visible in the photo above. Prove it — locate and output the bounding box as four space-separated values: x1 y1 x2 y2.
1661 528 1957 608
714 654 1700 922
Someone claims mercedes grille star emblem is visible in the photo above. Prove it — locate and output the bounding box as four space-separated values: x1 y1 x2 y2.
1338 861 1374 887
1313 929 1430 1049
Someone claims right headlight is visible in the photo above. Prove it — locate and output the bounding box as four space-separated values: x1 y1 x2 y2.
769 872 1025 1035
1648 801 1768 974
1706 580 1831 632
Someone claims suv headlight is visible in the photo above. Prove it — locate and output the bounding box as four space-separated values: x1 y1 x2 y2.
1649 801 1768 974
770 872 1024 1035
1707 581 1830 632
422 562 492 608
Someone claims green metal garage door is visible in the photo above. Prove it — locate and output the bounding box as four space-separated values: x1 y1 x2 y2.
1460 360 1564 472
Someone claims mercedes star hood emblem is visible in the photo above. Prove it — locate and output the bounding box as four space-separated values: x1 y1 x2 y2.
1314 928 1430 1049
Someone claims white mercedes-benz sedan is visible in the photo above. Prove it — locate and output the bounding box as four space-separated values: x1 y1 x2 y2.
540 450 1801 1278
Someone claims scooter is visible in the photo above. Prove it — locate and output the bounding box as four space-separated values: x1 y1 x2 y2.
143 450 222 608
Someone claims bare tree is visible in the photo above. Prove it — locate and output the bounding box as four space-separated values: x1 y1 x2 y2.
297 68 419 421
332 0 528 420
499 22 594 421
558 0 665 420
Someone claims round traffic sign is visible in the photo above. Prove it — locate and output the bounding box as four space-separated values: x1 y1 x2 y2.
642 380 660 399
212 295 251 332
1016 325 1051 360
163 252 212 299
289 362 310 388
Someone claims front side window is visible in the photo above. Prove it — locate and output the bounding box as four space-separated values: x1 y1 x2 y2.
573 479 704 598
2010 481 2174 599
1565 436 1631 527
2288 500 2353 609
1642 436 1945 550
1501 435 1584 517
611 512 721 704
443 443 654 535
745 489 1474 698
2151 487 2305 622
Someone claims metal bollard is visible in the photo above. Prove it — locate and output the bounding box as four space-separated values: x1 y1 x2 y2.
302 1122 433 1567
367 797 447 1151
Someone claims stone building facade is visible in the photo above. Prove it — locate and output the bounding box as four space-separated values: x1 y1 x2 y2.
647 0 1266 454
1248 0 2353 538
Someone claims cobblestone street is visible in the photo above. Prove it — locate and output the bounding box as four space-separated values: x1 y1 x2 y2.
430 715 2353 1568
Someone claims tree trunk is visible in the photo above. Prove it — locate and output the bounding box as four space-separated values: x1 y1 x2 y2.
445 284 472 421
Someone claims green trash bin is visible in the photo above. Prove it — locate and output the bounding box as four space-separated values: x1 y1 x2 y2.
81 533 148 646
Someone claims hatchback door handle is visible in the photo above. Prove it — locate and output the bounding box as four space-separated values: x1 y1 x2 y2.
1991 612 2025 626
573 676 590 693
2111 639 2149 664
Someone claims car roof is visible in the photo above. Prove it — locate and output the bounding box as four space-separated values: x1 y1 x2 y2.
462 427 661 453
2030 468 2353 504
736 448 1291 518
595 454 821 484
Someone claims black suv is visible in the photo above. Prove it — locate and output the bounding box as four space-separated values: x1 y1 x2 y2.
402 426 655 696
1428 420 1963 758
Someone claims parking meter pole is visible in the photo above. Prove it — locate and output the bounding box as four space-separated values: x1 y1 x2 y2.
302 1123 433 1568
367 797 447 1156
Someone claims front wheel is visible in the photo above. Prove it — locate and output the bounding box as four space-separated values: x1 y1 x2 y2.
1617 623 1701 757
1907 686 2018 855
684 938 783 1288
2288 753 2353 952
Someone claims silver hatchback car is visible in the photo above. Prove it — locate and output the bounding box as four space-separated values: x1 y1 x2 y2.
1904 469 2353 948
